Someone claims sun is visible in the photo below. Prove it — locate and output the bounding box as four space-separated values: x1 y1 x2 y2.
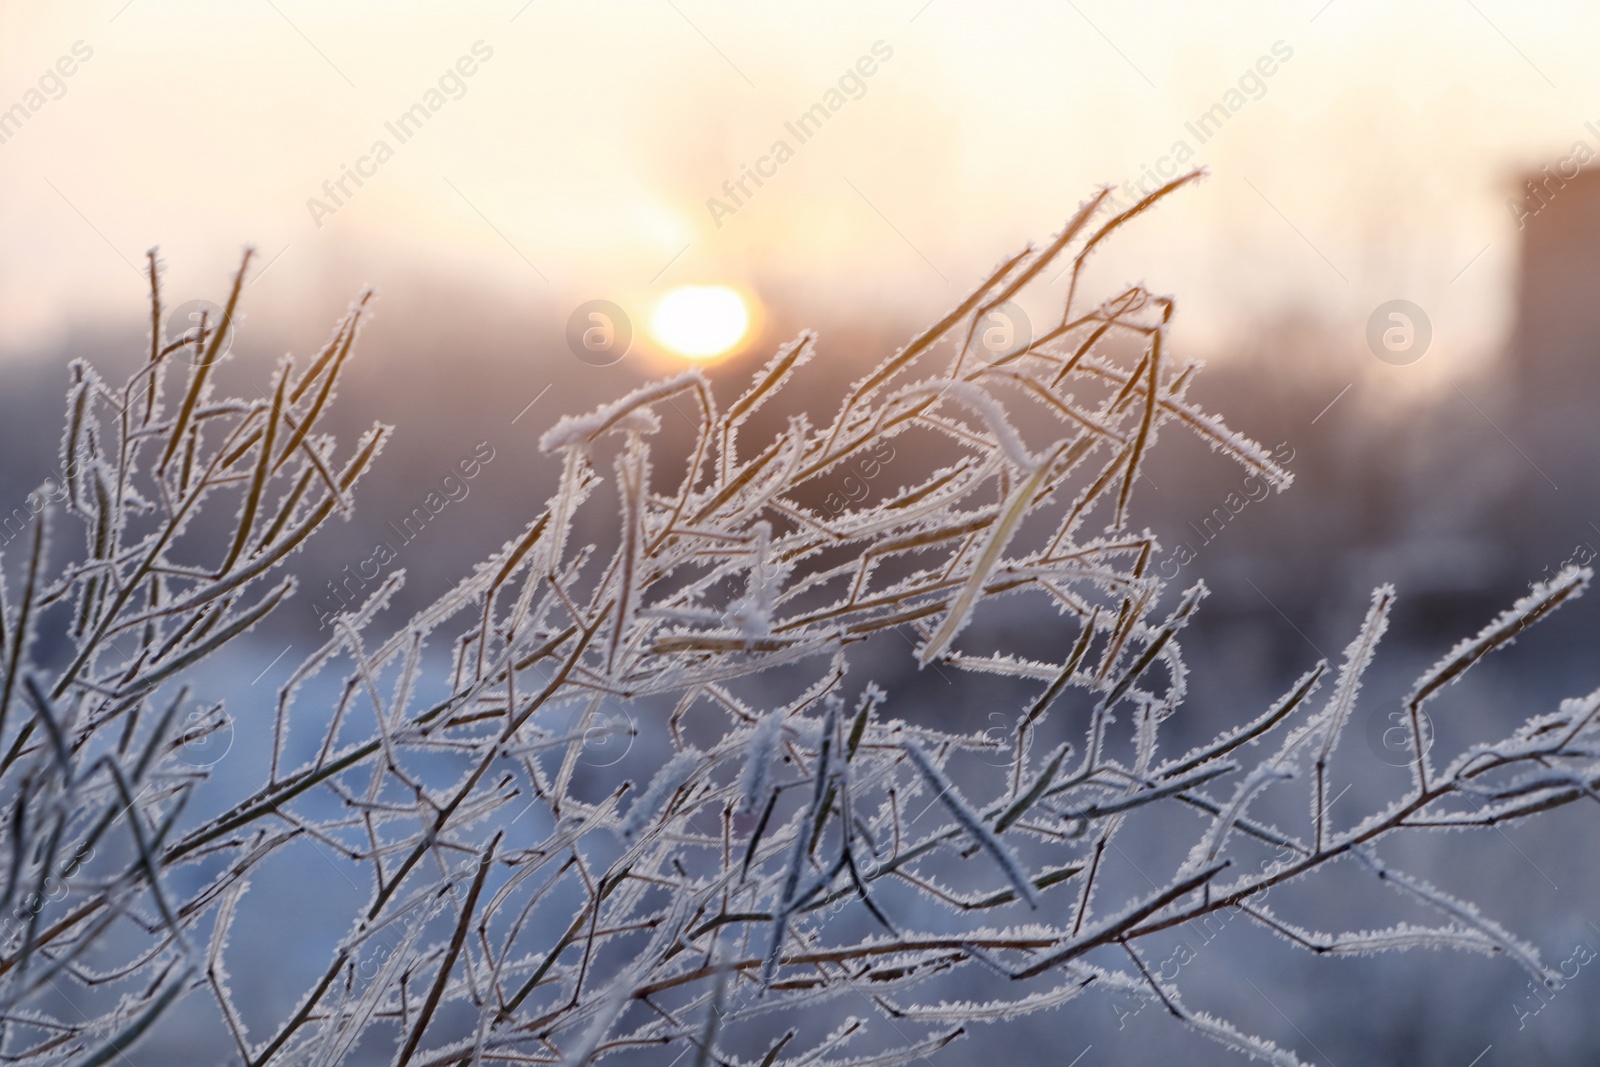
650 285 751 361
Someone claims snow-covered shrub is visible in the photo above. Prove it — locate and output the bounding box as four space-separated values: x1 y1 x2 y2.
1 174 1597 1066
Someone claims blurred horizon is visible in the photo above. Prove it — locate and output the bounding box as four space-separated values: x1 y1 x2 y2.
3 0 1597 385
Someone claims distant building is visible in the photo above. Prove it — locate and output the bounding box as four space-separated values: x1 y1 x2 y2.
1508 167 1600 418
1495 163 1600 572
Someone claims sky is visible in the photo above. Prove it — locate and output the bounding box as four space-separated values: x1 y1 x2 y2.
0 0 1595 388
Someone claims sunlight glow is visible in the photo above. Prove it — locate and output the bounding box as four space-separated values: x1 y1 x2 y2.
650 285 750 361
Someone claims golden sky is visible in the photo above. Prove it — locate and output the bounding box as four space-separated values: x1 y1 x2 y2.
0 0 1594 382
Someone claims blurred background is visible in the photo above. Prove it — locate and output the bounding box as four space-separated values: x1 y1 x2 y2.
4 1 1600 1063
